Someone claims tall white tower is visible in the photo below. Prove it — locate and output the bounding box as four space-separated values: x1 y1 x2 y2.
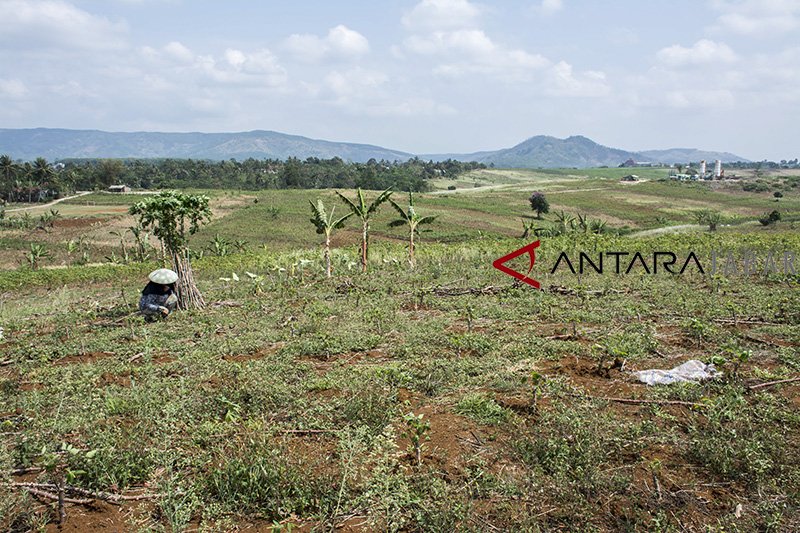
714 160 722 178
700 160 707 176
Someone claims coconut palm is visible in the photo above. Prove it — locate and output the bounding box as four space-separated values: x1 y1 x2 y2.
0 155 18 202
309 199 353 277
31 157 55 201
336 188 392 273
388 192 437 268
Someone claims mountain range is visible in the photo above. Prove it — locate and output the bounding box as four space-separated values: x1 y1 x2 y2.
0 128 748 168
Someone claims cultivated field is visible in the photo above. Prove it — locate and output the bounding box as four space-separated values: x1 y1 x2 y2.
1 169 798 531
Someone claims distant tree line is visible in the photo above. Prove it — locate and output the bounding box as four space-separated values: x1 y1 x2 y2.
0 154 485 202
719 159 799 170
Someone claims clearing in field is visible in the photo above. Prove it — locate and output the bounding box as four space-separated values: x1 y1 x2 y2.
1 173 798 532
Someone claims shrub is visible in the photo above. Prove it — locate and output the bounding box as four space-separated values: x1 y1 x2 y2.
529 192 550 219
758 210 781 226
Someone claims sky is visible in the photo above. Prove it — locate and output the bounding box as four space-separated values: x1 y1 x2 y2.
0 0 798 161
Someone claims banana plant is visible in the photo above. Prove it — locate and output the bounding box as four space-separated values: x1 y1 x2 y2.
336 188 392 273
310 199 353 277
388 192 437 269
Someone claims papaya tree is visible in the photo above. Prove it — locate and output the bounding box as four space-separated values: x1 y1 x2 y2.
389 192 437 269
336 188 392 273
130 191 211 310
309 199 352 277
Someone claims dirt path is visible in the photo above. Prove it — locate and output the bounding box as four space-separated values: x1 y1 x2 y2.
430 184 614 195
429 183 519 195
5 191 92 213
431 177 648 196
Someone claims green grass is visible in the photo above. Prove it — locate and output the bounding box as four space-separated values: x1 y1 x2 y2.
1 175 799 531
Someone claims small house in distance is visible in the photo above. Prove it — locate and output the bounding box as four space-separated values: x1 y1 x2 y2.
108 185 130 193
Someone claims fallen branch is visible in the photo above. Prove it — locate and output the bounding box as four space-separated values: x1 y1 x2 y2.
280 429 337 434
64 485 159 502
9 467 43 476
21 486 93 505
711 317 784 326
6 482 158 503
210 300 242 308
428 285 510 297
570 393 704 408
547 285 624 296
546 334 576 341
742 334 788 348
0 359 12 366
749 377 800 390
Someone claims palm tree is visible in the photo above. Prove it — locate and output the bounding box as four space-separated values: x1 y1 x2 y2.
0 155 18 202
309 199 353 277
388 192 437 268
31 157 55 202
336 188 392 273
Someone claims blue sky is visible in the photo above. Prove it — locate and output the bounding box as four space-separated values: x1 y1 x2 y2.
0 0 798 160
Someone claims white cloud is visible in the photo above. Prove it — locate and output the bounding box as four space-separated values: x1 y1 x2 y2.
405 29 493 56
402 0 481 31
318 68 455 118
139 44 288 89
710 0 800 35
0 79 28 99
405 30 549 80
324 68 388 102
657 39 737 66
231 49 285 77
0 0 127 50
364 98 457 117
327 25 370 56
224 49 247 69
284 25 369 63
545 62 610 97
540 0 563 16
665 89 736 109
163 41 194 63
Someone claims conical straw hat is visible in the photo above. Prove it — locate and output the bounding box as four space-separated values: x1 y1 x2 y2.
148 268 178 284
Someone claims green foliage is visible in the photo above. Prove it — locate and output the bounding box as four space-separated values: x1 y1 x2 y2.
529 191 550 218
27 156 485 193
694 209 723 231
455 393 511 425
204 441 334 519
309 199 352 235
337 188 392 272
23 242 51 270
401 412 430 465
388 192 437 267
129 191 211 253
759 210 781 226
1 189 799 531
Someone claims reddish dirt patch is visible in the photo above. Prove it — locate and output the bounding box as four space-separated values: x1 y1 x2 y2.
98 371 131 388
43 501 153 532
19 381 44 392
55 351 115 365
397 400 489 478
300 349 390 372
535 355 641 397
223 342 286 362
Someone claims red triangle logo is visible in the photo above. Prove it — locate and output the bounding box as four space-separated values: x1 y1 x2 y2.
492 240 541 289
